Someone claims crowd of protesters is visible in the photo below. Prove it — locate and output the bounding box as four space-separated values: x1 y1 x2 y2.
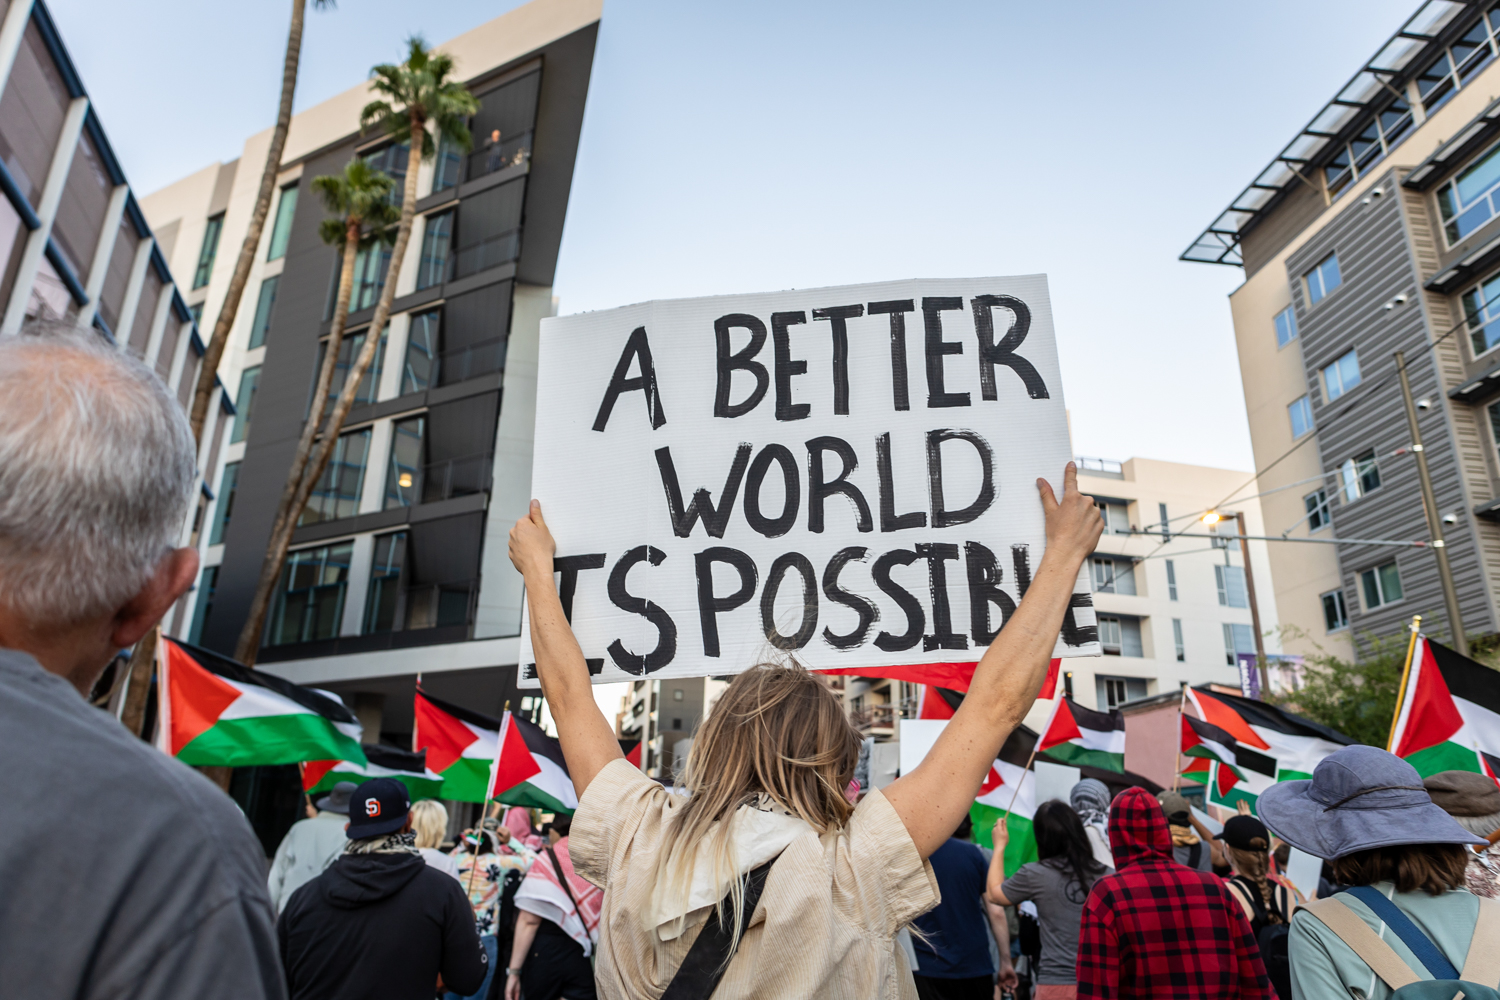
2 327 1499 1000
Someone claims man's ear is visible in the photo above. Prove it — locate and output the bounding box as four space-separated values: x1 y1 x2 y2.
110 548 200 649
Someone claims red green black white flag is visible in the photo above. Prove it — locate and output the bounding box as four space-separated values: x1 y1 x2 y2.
1037 696 1125 772
155 637 364 766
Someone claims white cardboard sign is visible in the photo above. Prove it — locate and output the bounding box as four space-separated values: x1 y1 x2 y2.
518 276 1098 686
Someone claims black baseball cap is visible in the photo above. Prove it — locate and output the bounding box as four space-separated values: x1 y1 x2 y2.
346 778 411 839
1217 814 1271 851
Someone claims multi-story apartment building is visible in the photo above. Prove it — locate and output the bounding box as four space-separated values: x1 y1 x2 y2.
1066 456 1283 713
140 0 600 752
0 0 217 513
617 677 727 782
1186 0 1500 657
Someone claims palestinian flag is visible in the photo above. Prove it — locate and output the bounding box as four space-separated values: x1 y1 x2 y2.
1179 755 1212 785
1038 697 1125 772
818 658 1061 698
1189 686 1351 810
970 727 1040 876
1391 637 1500 777
619 739 643 769
1182 714 1241 767
303 744 443 801
155 637 363 766
414 691 577 812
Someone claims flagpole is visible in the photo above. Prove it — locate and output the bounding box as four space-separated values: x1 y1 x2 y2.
1173 681 1188 792
1386 615 1422 752
1003 744 1039 817
1004 689 1062 817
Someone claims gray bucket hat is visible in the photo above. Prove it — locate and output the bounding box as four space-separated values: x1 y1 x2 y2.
1258 745 1485 860
314 780 358 815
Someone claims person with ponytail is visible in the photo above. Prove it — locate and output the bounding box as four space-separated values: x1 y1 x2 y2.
507 463 1103 999
986 800 1112 1000
1219 815 1299 937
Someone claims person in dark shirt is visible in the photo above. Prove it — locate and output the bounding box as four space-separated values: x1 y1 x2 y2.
279 779 488 1000
912 814 1010 1000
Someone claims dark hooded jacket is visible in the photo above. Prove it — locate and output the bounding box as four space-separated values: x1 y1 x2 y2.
1075 787 1271 1000
277 850 487 1000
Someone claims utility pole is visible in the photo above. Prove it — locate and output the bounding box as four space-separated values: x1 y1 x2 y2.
1394 351 1468 656
1234 511 1270 698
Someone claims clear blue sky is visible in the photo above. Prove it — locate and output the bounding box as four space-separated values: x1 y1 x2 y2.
52 0 1418 470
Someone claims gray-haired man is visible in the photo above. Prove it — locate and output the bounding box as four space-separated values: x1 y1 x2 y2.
0 327 285 999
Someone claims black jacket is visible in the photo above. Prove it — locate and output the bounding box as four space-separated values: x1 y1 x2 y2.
278 851 487 1000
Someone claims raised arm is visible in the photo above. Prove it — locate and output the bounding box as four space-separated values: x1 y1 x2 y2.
509 500 623 798
883 463 1101 858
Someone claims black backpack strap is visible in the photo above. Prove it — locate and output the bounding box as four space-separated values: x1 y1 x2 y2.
1186 841 1202 870
659 857 778 1000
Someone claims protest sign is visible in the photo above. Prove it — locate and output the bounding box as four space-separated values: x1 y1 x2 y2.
518 276 1099 686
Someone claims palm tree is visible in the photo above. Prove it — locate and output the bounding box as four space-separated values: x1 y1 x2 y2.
187 0 335 445
120 0 334 738
235 38 477 665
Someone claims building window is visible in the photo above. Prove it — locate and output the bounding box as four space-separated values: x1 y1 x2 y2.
1097 675 1147 710
417 211 452 290
1490 400 1500 458
402 309 440 395
193 214 223 290
1097 615 1143 656
230 366 260 443
350 244 392 311
1361 560 1404 609
1158 502 1169 541
1416 18 1496 117
1462 273 1500 358
1165 559 1178 601
1305 253 1342 305
188 566 218 644
1091 557 1136 595
188 301 204 326
1323 97 1414 201
268 541 353 646
1440 143 1500 247
298 428 371 525
673 687 685 701
1321 589 1349 631
1305 488 1330 531
248 276 278 349
384 415 425 508
209 461 240 545
363 143 409 205
1215 564 1247 608
363 531 407 634
1172 619 1185 662
316 327 386 417
1223 623 1255 666
1098 500 1130 535
433 132 464 193
1274 305 1298 348
1288 395 1314 438
1340 450 1381 502
268 185 298 261
1322 349 1361 401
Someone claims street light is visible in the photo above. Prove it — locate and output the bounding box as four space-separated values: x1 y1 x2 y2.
1200 509 1268 698
1201 511 1221 525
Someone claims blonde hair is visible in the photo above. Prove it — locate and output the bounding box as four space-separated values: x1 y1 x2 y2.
647 663 861 955
409 799 448 850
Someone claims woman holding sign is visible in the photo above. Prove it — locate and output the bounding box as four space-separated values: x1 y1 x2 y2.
509 462 1103 1000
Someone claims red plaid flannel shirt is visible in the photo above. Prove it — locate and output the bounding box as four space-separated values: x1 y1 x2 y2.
1076 788 1272 1000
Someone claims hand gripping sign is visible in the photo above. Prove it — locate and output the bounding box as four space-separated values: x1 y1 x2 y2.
518 276 1099 686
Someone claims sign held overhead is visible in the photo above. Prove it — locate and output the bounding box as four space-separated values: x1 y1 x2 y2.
519 276 1099 686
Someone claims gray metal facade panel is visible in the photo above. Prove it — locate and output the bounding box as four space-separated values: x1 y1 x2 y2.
200 142 353 654
515 22 596 287
1284 169 1497 648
